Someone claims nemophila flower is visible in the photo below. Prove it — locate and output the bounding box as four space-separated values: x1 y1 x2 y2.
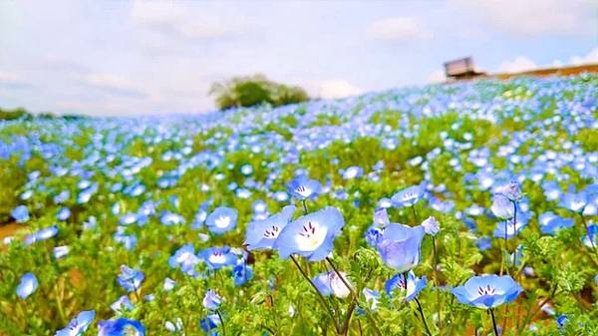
245 205 296 250
55 310 95 336
362 288 380 310
53 190 70 204
560 190 588 213
98 318 145 336
160 211 185 226
16 272 38 299
542 181 561 201
111 295 133 313
163 278 176 291
376 224 425 272
582 224 597 248
385 271 427 302
421 216 440 236
476 237 492 251
24 225 58 246
199 246 238 270
493 212 529 240
53 245 70 259
341 166 363 180
117 265 145 293
287 175 322 200
169 244 201 275
200 314 221 334
206 207 238 234
114 228 138 251
373 208 390 227
232 263 253 286
203 289 222 310
451 274 522 309
490 194 515 220
556 315 568 329
496 180 522 201
313 271 353 298
539 212 574 235
273 207 345 262
57 207 71 221
391 184 425 208
165 318 183 334
11 205 29 223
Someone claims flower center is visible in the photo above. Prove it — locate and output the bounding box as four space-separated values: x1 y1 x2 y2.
214 216 231 228
295 221 327 251
209 252 226 264
263 225 280 239
477 285 496 295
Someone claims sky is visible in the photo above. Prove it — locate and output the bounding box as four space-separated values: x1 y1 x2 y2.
0 0 597 116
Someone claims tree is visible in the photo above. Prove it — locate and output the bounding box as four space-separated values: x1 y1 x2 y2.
210 74 309 110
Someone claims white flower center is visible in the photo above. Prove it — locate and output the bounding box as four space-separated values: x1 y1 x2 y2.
214 216 231 229
208 252 226 264
296 185 312 197
295 221 327 251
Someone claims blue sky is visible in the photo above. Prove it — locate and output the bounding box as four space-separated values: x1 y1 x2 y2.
0 0 596 116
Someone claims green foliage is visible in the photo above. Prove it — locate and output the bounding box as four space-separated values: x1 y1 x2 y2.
209 74 309 110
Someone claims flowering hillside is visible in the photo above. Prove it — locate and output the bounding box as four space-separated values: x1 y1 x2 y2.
0 74 597 335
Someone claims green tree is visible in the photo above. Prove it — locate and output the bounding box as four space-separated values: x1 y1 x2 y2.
210 74 309 110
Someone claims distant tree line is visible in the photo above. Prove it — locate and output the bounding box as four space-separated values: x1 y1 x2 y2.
0 107 85 121
209 74 309 110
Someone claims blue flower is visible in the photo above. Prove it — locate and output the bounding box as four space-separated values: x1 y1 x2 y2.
169 243 202 275
421 216 440 236
232 263 253 286
16 272 38 299
245 205 296 250
490 194 515 220
556 315 568 329
582 224 597 249
57 207 71 221
273 207 345 262
385 271 427 302
312 271 353 298
199 246 238 270
476 237 492 251
53 245 70 259
11 205 29 223
205 207 238 235
341 166 363 180
24 225 59 246
98 318 145 336
203 289 222 310
160 211 185 226
361 288 380 311
391 184 425 208
376 224 425 273
451 274 522 309
560 190 588 213
55 310 95 336
199 314 221 334
117 265 145 293
287 175 322 200
111 295 134 313
539 212 574 235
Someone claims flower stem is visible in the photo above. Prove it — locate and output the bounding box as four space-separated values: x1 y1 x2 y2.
410 205 418 225
290 255 340 333
432 236 442 330
53 280 67 325
414 297 432 336
489 309 499 336
325 257 354 296
302 199 308 215
216 309 226 336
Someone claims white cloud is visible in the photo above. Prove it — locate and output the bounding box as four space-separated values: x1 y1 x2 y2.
84 73 146 97
454 0 596 36
497 57 538 73
131 1 247 39
570 47 598 65
314 80 363 99
427 70 446 84
0 71 32 89
368 17 432 41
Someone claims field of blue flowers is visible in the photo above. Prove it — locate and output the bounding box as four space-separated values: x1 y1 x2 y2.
0 74 597 335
